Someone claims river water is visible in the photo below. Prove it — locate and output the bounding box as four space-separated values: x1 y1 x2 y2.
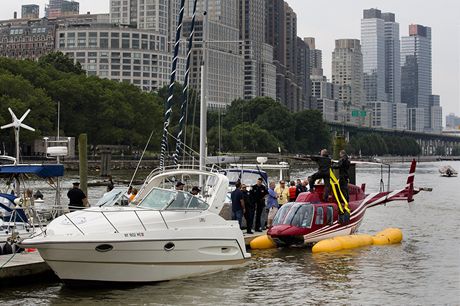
1 161 459 305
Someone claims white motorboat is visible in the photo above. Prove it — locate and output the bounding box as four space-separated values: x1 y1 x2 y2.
20 167 251 283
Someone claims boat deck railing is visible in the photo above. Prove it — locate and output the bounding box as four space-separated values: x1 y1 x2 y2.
142 164 223 188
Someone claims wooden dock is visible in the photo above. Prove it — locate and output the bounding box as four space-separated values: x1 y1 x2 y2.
0 251 52 284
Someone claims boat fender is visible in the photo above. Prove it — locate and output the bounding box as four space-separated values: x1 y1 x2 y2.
249 235 277 249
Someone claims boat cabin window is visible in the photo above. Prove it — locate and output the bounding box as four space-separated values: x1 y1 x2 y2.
272 203 314 228
327 206 333 225
139 188 209 211
315 207 324 225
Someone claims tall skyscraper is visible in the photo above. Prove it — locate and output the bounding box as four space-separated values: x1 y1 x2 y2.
265 0 305 111
401 24 433 130
304 37 323 77
361 8 386 102
332 39 363 106
382 12 401 104
239 0 276 100
184 0 243 108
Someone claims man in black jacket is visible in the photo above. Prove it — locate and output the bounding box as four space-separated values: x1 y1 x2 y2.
308 149 331 201
251 177 267 232
332 150 351 201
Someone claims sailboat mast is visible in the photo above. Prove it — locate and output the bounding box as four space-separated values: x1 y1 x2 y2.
199 0 209 171
159 0 186 169
174 0 198 165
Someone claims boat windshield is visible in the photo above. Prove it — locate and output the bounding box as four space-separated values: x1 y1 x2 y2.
225 171 264 186
139 188 209 211
96 188 130 207
272 203 314 228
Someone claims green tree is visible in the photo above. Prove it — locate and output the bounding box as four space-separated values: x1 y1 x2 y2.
38 51 85 75
293 110 331 154
230 123 279 153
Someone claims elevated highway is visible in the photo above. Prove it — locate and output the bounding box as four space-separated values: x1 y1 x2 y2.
328 122 460 156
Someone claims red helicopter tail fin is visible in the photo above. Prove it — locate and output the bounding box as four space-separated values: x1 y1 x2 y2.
406 159 417 202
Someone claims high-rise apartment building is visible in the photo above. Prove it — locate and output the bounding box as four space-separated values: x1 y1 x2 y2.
21 5 40 19
265 0 306 111
401 24 434 130
332 39 363 106
239 0 276 100
45 0 79 18
183 0 243 108
304 37 323 77
382 12 401 104
361 8 386 102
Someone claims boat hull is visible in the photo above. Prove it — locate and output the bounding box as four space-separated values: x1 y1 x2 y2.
29 238 248 283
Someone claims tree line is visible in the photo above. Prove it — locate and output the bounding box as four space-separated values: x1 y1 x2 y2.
0 53 423 157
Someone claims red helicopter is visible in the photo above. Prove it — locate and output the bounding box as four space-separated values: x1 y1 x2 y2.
267 159 429 246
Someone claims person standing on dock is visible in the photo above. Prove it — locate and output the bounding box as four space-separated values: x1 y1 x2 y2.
67 182 88 211
231 182 245 229
251 177 267 232
266 181 279 228
241 184 254 234
274 180 289 206
288 181 297 202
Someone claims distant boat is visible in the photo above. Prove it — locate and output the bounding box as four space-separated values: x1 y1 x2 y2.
439 165 458 177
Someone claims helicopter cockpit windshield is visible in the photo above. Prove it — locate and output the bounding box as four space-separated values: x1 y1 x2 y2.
272 202 314 228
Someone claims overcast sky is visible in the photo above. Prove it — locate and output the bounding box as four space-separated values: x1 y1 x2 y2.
1 0 459 116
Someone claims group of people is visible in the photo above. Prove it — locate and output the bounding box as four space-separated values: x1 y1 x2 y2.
308 149 351 203
230 149 351 232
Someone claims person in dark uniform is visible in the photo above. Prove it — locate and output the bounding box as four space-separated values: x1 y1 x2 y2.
332 150 351 201
241 184 254 234
231 182 245 229
308 149 332 201
67 182 88 211
250 177 267 232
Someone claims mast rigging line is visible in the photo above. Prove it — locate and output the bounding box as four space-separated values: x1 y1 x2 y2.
174 0 198 165
159 0 186 169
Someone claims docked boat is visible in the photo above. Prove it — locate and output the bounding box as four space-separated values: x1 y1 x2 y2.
439 165 457 177
20 167 251 283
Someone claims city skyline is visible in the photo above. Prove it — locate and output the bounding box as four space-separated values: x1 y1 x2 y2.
1 0 458 116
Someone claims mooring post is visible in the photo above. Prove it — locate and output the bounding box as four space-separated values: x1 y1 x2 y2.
100 146 112 177
78 133 88 198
